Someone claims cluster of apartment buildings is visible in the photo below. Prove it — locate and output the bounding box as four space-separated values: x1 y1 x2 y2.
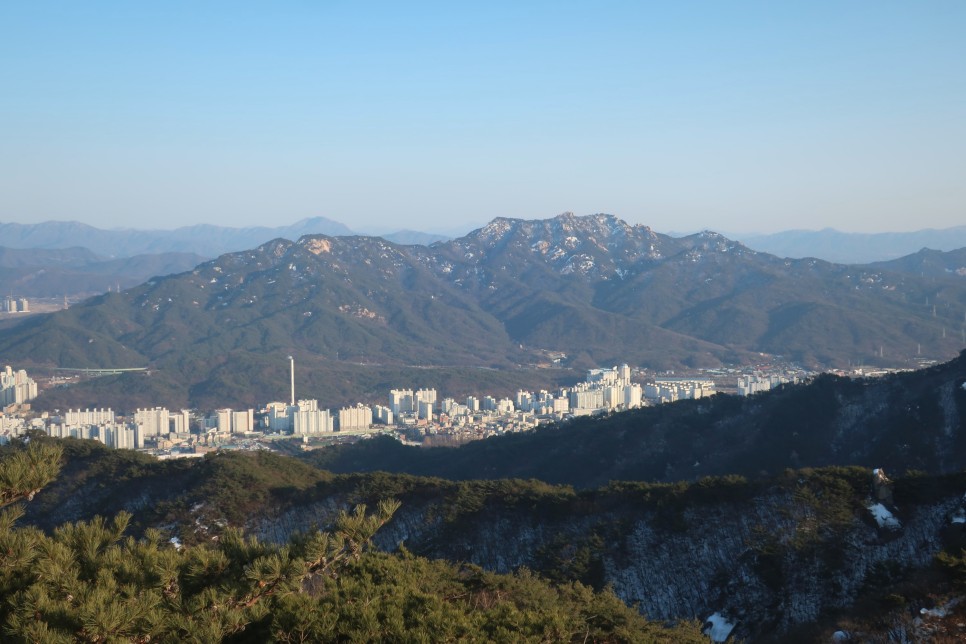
0 363 723 452
2 297 29 314
644 378 717 403
2 401 245 451
42 407 196 450
264 399 374 435
737 373 800 396
1 365 37 409
386 365 718 440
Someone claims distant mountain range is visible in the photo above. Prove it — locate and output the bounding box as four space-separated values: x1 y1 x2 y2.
377 229 450 246
0 218 450 259
0 217 355 257
0 219 451 298
0 246 206 298
6 216 966 272
868 247 966 278
739 226 966 264
1 213 964 410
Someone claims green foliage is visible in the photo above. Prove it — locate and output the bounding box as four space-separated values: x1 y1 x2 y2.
602 475 756 531
787 466 870 545
0 440 63 507
256 555 708 643
0 440 701 642
0 489 400 642
0 503 705 642
444 478 577 523
536 532 608 588
192 451 329 527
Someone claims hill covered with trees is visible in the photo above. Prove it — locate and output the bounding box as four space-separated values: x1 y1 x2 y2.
0 439 703 642
6 433 966 641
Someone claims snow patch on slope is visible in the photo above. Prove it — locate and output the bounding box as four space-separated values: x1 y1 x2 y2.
703 612 735 642
867 503 901 530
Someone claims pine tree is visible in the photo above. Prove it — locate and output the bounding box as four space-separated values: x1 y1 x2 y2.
0 440 63 506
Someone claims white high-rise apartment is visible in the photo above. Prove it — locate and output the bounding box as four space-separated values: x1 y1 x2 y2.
232 409 254 433
390 389 414 414
169 410 192 434
134 407 169 438
294 408 334 435
339 404 372 431
414 388 437 407
1 366 38 406
65 408 115 426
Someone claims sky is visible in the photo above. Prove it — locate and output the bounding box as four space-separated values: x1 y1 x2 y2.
1 1 964 235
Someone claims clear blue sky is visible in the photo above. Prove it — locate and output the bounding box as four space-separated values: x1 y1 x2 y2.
1 1 963 234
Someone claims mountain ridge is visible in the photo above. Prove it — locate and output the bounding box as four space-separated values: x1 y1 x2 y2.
740 225 966 264
0 216 354 257
0 213 964 409
0 246 207 298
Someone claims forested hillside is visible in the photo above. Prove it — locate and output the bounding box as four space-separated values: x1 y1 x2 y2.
6 434 966 641
0 439 703 642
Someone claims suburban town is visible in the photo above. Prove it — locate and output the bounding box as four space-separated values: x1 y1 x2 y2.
0 359 816 457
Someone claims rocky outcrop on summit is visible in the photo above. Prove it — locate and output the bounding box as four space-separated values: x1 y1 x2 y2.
434 212 674 280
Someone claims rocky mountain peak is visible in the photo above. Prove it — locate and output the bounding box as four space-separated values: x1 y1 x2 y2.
677 230 756 259
463 213 662 253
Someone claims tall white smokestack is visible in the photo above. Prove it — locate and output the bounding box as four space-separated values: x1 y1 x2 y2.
288 356 295 406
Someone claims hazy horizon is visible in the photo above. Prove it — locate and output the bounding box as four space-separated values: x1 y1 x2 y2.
2 2 963 235
5 212 966 241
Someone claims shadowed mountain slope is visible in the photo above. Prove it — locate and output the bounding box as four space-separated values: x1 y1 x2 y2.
308 351 966 487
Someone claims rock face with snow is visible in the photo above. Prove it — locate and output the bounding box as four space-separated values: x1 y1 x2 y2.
244 468 966 641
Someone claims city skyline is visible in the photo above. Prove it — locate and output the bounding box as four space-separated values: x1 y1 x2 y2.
2 2 963 235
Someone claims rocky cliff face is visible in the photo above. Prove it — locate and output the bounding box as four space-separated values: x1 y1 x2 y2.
247 474 966 641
